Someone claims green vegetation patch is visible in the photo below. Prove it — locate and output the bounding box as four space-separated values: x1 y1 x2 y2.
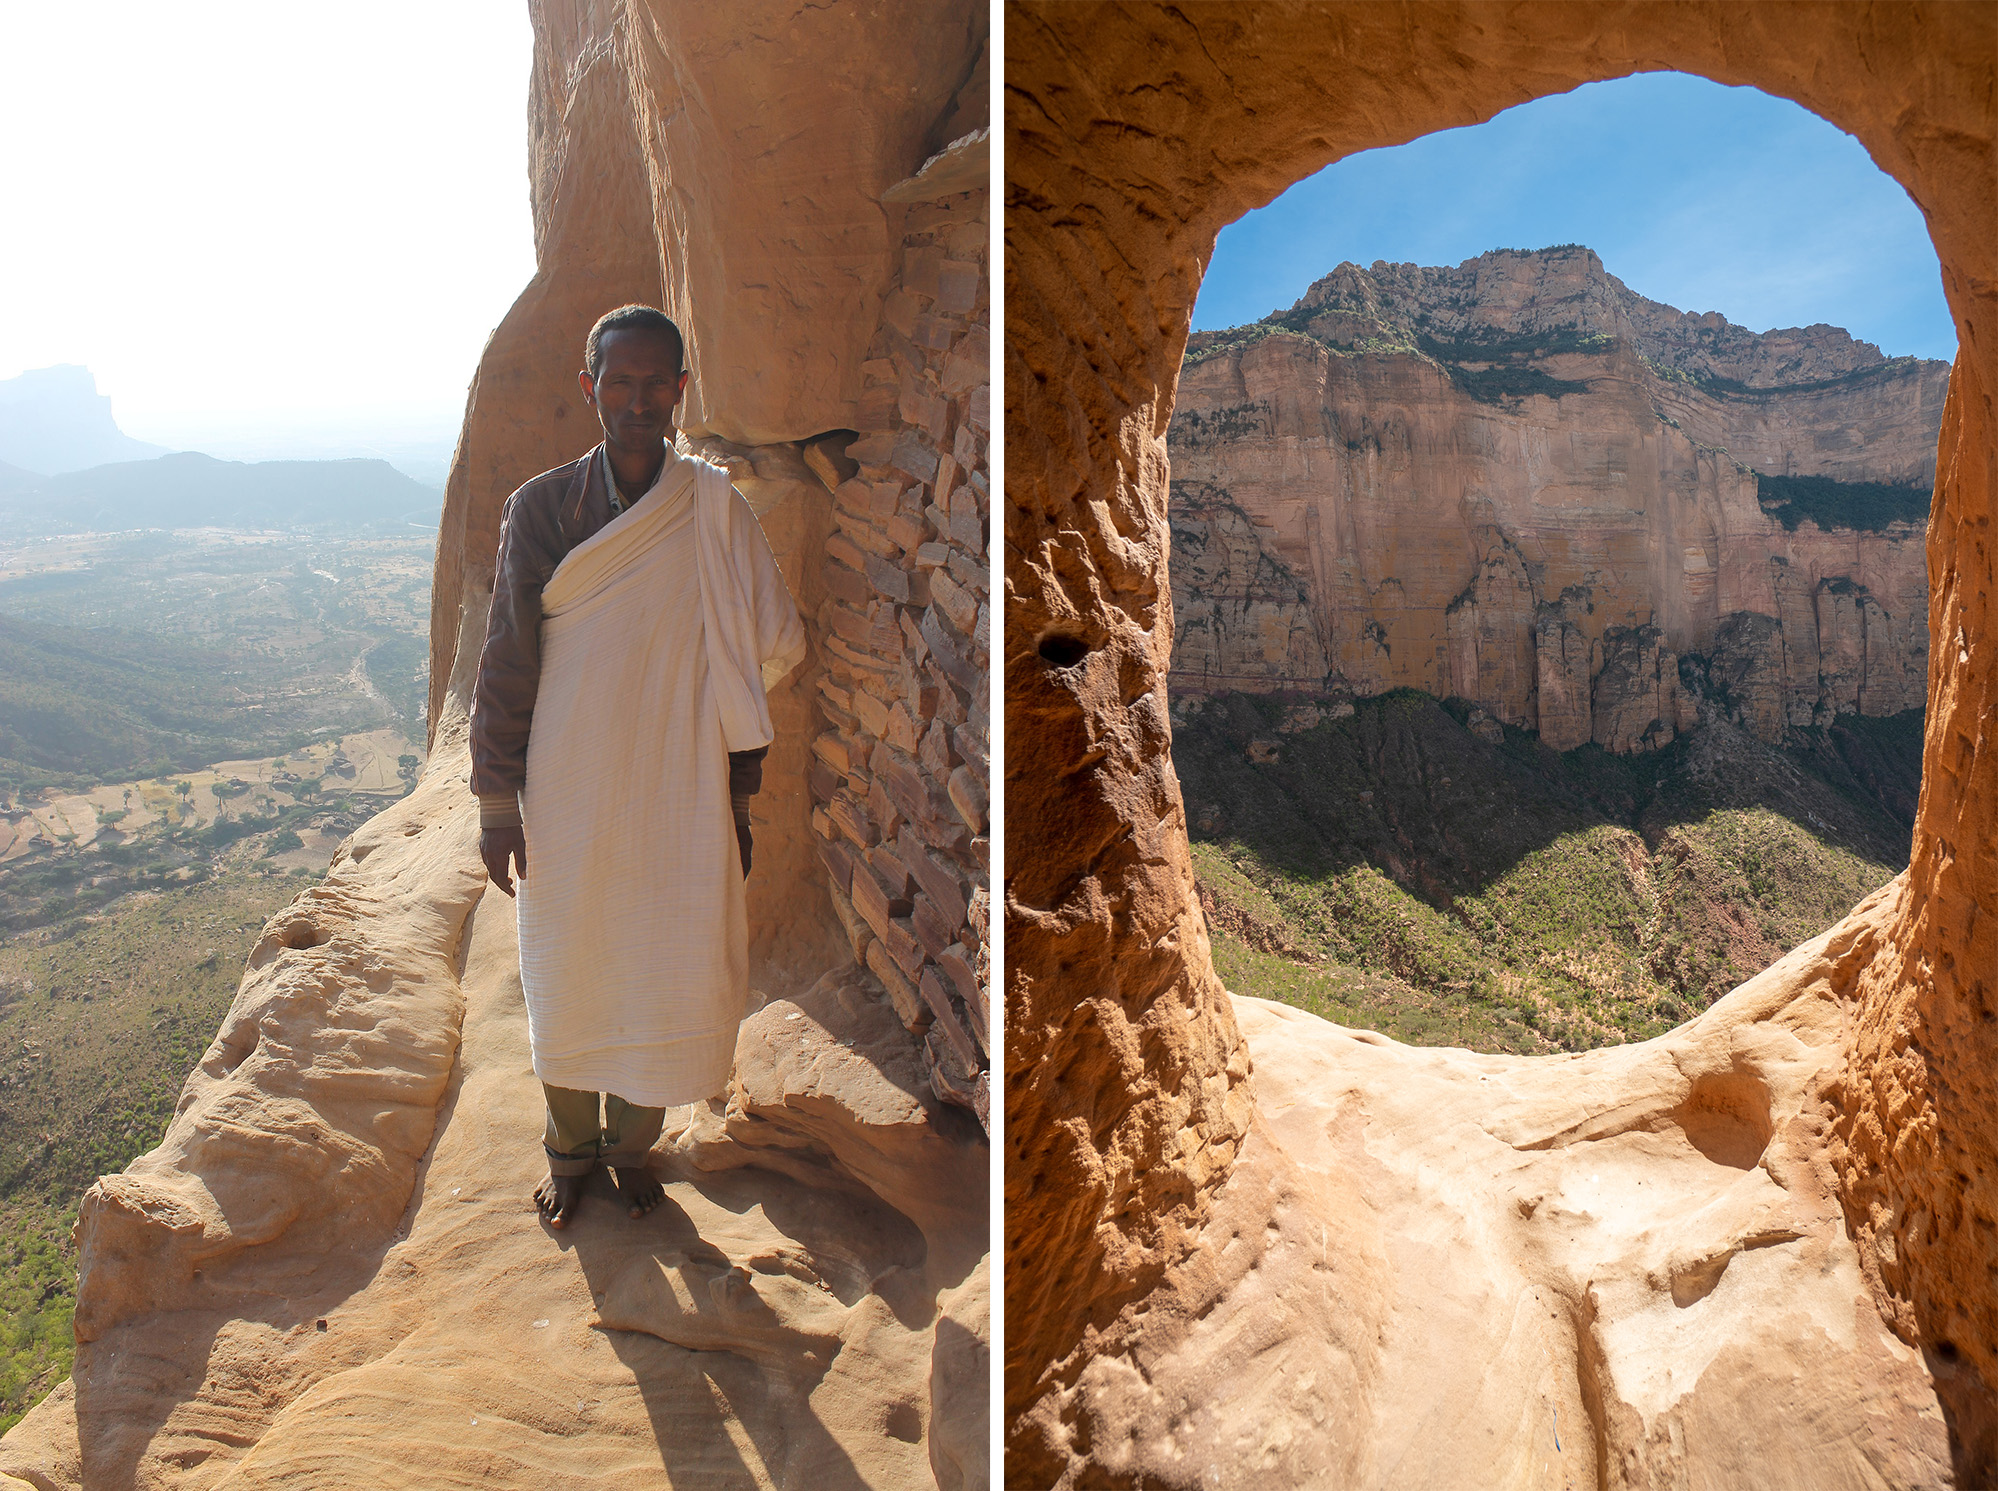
1754 472 1930 533
0 871 299 1431
1176 689 1916 1054
0 1202 72 1435
1442 363 1594 405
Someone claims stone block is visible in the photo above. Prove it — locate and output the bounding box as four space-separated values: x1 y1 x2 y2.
866 776 904 842
911 314 957 352
904 245 943 301
825 531 871 572
884 914 927 981
936 260 981 314
845 431 895 467
824 560 870 608
851 689 891 738
864 553 911 604
865 941 928 1032
828 792 877 848
886 511 931 552
890 438 940 483
921 968 984 1068
936 944 985 1050
825 879 871 967
948 504 984 555
811 732 853 775
816 837 856 897
946 550 985 594
808 760 842 804
827 602 873 649
947 765 984 834
931 569 979 635
912 893 955 960
850 859 913 945
921 607 978 691
898 831 969 930
942 327 988 396
920 718 959 777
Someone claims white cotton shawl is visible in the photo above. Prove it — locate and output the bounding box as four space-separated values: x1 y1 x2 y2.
515 451 804 1106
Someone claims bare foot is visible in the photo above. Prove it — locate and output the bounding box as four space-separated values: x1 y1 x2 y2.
534 1171 587 1228
612 1166 665 1219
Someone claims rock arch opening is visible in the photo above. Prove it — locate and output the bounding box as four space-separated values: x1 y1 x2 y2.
1007 8 1994 1485
1166 73 1950 1060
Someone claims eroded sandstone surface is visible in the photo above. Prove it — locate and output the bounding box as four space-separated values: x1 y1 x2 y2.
1169 248 1944 752
1060 889 1956 1489
1 1 989 1484
1006 4 1994 1485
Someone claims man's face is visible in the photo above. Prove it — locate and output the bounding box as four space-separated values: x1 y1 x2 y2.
579 330 689 452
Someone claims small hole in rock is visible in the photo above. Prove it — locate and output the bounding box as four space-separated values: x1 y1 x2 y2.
315 1319 328 1332
281 922 329 951
1934 1339 1960 1363
885 1402 922 1443
1039 633 1089 668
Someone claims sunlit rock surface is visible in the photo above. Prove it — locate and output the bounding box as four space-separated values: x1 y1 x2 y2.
1168 249 1942 750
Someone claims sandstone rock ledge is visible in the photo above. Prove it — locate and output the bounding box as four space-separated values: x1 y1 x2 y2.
0 694 987 1489
1036 880 1955 1489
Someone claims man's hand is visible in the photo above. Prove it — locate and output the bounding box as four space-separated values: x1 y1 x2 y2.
482 825 528 896
736 821 752 878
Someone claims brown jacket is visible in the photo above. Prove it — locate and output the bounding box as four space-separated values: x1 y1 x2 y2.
468 444 766 829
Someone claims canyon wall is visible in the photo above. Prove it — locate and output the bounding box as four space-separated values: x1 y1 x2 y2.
1168 248 1945 752
0 3 990 1486
1007 3 1995 1485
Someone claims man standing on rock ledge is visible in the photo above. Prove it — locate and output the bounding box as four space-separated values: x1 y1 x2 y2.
468 305 805 1228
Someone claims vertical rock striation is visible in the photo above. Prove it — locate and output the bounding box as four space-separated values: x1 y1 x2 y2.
1166 249 1942 753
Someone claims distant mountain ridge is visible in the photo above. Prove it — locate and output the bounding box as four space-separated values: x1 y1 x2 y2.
1208 244 1948 395
0 451 442 534
0 366 166 475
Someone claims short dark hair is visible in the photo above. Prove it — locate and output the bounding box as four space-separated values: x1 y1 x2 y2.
585 305 685 377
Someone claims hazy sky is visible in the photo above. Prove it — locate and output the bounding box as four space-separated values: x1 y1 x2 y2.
0 2 536 459
1194 72 1957 365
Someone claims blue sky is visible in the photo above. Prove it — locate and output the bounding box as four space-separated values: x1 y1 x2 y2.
1193 73 1956 364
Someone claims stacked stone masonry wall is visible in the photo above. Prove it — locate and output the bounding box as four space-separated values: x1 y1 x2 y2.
808 186 991 1127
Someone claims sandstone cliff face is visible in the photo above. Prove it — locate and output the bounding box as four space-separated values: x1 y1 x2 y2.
1168 248 1942 753
1007 4 1995 1485
0 3 989 1485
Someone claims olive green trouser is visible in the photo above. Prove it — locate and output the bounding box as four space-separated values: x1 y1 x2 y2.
542 1083 666 1177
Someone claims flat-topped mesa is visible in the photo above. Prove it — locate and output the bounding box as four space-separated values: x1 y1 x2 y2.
1169 246 1949 751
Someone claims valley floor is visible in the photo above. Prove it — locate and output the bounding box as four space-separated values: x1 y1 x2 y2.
1175 689 1921 1053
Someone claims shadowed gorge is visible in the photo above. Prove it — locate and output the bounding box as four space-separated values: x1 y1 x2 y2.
1006 5 1995 1487
0 3 990 1485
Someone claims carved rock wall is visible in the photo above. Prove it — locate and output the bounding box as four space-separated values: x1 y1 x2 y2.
1167 254 1940 753
1006 3 1995 1483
